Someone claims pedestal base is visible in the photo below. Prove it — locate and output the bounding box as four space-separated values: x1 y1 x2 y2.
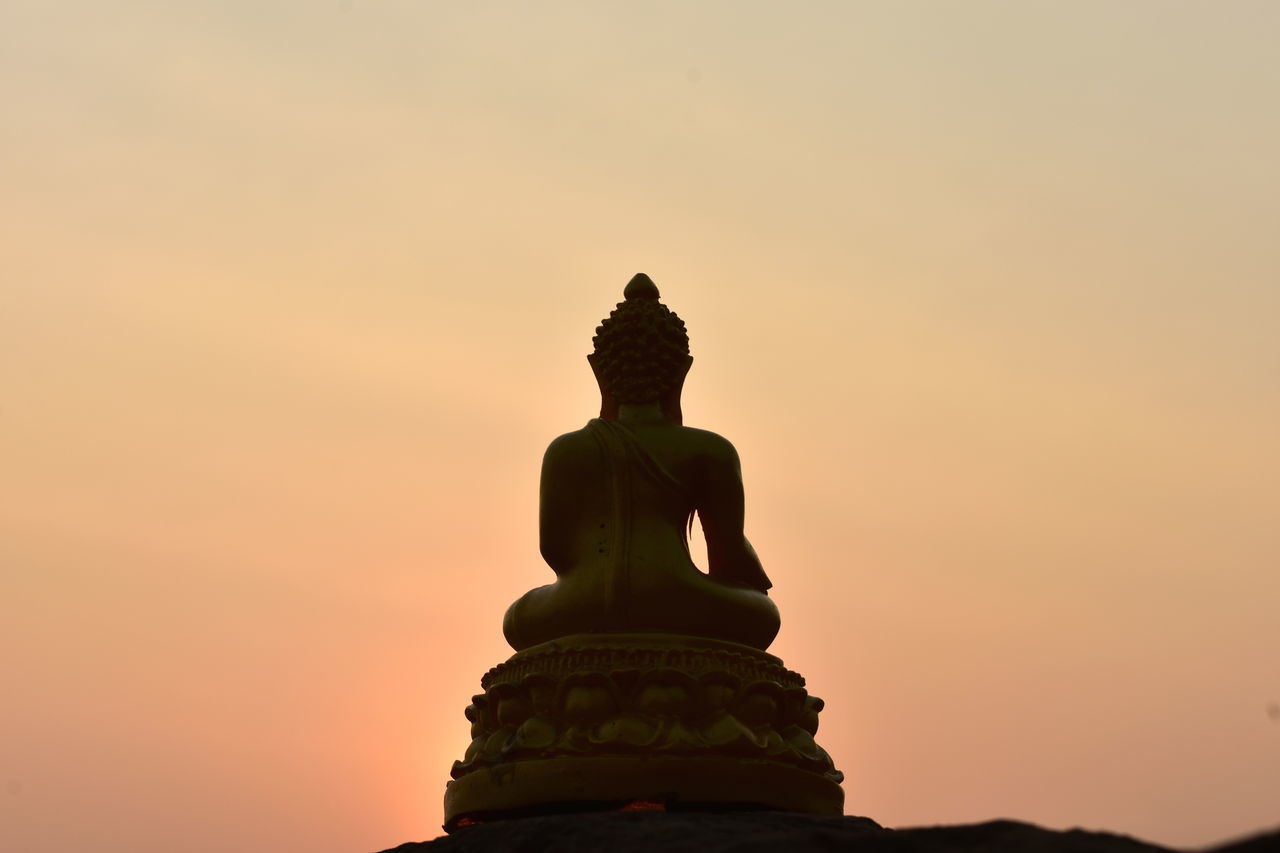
444 634 843 830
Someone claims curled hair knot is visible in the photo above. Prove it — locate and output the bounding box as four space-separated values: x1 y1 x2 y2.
591 275 689 405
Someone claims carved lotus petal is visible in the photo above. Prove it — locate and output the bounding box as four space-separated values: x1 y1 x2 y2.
591 713 657 747
638 682 691 716
780 724 822 761
513 716 557 750
761 728 788 755
800 695 824 735
483 728 512 756
525 677 556 713
698 682 736 714
657 719 703 750
497 694 533 726
560 684 616 724
701 712 764 749
464 693 492 729
734 688 780 729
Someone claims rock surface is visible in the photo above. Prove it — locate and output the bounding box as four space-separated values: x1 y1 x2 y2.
375 811 1280 853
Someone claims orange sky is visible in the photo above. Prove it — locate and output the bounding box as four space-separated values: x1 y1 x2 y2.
2 3 1278 851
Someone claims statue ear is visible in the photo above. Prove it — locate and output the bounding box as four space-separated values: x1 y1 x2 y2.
662 356 693 426
588 354 620 420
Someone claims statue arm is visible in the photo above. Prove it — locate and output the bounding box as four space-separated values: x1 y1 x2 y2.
538 435 577 573
698 439 772 592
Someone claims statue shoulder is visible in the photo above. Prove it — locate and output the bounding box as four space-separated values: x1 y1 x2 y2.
674 425 741 463
544 426 595 458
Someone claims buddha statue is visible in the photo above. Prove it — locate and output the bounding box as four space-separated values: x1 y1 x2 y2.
503 273 781 652
443 274 842 829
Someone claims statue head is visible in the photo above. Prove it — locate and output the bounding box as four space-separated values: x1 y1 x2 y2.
589 273 691 408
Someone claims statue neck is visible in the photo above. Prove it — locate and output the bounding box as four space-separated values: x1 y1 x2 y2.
616 402 667 424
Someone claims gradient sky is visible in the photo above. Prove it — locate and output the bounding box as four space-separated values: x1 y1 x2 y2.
3 2 1278 851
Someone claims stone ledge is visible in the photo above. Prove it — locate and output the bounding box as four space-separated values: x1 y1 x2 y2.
378 811 1280 853
445 756 843 830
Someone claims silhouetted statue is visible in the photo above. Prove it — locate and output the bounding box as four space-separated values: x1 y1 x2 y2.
503 273 780 651
443 275 842 829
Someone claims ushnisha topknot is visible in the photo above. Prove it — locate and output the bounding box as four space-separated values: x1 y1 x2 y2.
591 273 690 405
623 272 661 301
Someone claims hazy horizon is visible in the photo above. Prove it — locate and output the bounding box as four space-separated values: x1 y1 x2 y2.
3 2 1278 851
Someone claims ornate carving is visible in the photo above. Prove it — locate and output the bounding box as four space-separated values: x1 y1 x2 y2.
482 634 805 690
451 635 842 785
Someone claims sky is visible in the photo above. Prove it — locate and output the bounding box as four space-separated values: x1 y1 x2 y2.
2 2 1278 851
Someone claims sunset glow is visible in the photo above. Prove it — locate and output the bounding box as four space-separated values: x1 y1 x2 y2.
2 3 1278 852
